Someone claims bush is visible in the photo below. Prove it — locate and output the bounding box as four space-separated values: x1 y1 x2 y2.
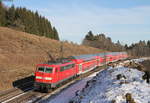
125 93 136 103
111 100 116 103
116 74 126 80
142 71 150 83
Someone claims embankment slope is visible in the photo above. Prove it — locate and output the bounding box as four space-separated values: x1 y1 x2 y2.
0 27 103 90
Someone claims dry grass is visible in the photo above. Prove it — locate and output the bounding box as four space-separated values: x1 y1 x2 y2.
0 27 104 91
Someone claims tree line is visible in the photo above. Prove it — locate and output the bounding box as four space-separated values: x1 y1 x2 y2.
125 41 150 57
82 31 124 52
0 2 59 40
82 31 150 57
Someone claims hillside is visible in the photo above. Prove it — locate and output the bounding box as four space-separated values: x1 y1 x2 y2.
0 3 59 40
0 27 103 91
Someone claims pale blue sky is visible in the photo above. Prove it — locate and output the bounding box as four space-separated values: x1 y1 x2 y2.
4 0 150 45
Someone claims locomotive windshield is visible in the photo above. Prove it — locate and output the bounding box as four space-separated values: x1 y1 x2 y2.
37 67 53 73
45 67 53 73
38 67 45 72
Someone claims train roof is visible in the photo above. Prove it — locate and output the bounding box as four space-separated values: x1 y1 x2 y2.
43 58 74 65
104 52 127 55
40 52 127 65
69 54 97 61
70 52 127 61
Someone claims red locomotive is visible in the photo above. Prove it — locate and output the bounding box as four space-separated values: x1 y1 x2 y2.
34 52 128 92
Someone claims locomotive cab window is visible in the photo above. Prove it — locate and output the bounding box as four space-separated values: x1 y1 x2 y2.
37 67 53 73
45 67 53 73
38 67 44 72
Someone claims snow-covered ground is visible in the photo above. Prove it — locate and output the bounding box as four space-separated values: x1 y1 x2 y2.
41 71 101 103
71 62 150 103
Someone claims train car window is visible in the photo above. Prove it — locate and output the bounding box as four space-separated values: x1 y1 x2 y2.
38 67 45 72
60 64 75 72
60 66 65 71
66 64 71 69
45 67 53 73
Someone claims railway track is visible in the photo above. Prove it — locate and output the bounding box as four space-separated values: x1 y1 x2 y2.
0 59 127 103
0 81 34 103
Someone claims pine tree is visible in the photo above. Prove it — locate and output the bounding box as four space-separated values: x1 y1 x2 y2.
53 27 59 40
0 2 6 26
124 44 128 50
85 31 94 40
147 40 150 48
6 5 16 26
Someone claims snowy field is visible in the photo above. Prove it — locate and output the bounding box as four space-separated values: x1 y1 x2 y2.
41 71 101 103
71 60 150 103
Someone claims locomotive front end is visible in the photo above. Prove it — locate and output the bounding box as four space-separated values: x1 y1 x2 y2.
34 64 54 92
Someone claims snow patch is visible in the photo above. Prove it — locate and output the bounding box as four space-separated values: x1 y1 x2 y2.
71 63 150 103
42 72 100 103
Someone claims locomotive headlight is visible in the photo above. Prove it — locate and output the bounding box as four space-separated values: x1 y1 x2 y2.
36 76 42 79
45 77 52 80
